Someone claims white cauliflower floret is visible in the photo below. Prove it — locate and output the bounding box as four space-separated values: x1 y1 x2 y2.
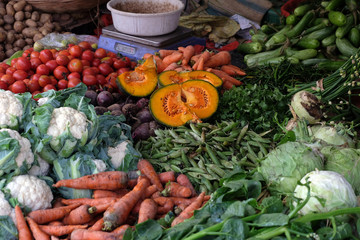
92 159 107 172
107 141 129 169
47 107 88 139
0 128 34 167
0 91 23 128
37 97 49 106
6 175 53 211
0 191 12 217
28 155 50 176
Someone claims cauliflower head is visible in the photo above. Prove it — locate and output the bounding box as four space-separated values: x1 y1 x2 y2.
47 107 88 139
28 155 50 176
107 140 141 171
0 91 23 128
0 191 12 217
0 128 34 168
6 175 53 211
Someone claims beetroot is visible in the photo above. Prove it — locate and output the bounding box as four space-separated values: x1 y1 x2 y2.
136 98 149 109
97 91 114 107
136 108 153 123
132 122 150 140
149 121 160 136
85 90 98 106
122 103 139 117
94 106 109 115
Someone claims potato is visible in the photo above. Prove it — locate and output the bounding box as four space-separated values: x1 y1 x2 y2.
23 45 32 51
13 0 26 12
40 13 52 23
60 14 71 21
0 19 4 26
25 38 33 45
40 28 49 36
13 46 20 52
4 23 12 31
33 33 44 42
13 21 25 33
0 2 4 8
6 31 15 44
14 39 25 49
0 8 6 16
14 11 24 21
53 22 62 32
22 27 39 38
0 31 5 43
24 4 32 12
0 51 5 61
5 43 13 50
24 11 31 19
25 19 37 28
31 11 40 21
43 22 54 31
5 4 15 16
4 15 14 24
8 1 16 6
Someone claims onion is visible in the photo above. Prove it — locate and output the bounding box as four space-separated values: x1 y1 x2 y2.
291 91 322 124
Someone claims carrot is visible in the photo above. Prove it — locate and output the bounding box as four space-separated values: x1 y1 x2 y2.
91 201 114 215
168 197 194 206
127 179 138 189
162 51 183 67
163 62 180 71
179 45 195 66
103 177 150 231
171 192 205 226
153 197 174 215
203 51 231 68
88 218 104 231
164 182 192 198
137 159 163 191
39 225 88 237
52 198 65 208
158 49 175 59
222 80 234 90
142 53 153 59
153 55 167 73
138 199 158 223
130 199 143 214
192 50 212 71
151 191 162 199
144 185 158 199
190 53 201 65
47 221 63 227
208 68 242 86
62 205 94 225
112 224 130 234
176 174 197 197
61 197 118 206
28 204 80 224
204 195 211 201
27 217 50 240
93 190 128 199
53 171 128 190
158 171 175 184
182 65 193 71
15 205 33 240
220 64 246 76
50 236 59 240
70 229 121 240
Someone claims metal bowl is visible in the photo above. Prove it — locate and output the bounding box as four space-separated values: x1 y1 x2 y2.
107 0 184 37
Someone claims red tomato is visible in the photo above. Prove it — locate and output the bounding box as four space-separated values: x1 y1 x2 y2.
67 72 81 80
82 74 97 86
55 54 70 66
30 58 42 70
0 67 5 74
11 80 27 93
113 59 127 69
58 50 70 56
30 51 40 59
50 76 58 86
103 83 115 93
81 50 94 61
43 84 57 92
107 51 117 58
0 63 10 70
45 60 58 72
22 49 32 58
57 79 68 89
78 41 92 50
69 45 82 58
15 57 31 71
50 49 58 59
27 79 41 93
36 64 50 76
123 57 131 66
13 70 28 81
81 59 91 68
117 67 130 75
11 58 18 67
30 73 41 82
106 73 118 89
130 61 137 69
39 49 54 64
38 75 51 88
0 73 4 79
82 68 96 76
1 74 15 85
68 59 83 73
53 66 69 80
94 48 107 59
68 77 81 88
0 81 8 90
101 57 114 66
90 67 100 74
92 58 101 67
32 91 41 100
23 79 30 85
98 63 113 76
6 67 16 76
96 74 107 85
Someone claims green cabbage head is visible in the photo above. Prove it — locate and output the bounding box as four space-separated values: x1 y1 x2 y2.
258 141 324 195
321 146 360 194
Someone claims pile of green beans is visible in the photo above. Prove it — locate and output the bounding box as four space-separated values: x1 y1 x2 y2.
136 121 273 193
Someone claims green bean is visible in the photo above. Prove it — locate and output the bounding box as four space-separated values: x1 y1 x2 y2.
216 151 228 160
168 149 182 159
169 129 180 139
184 167 206 174
197 122 211 128
201 178 214 192
190 123 201 136
246 142 258 159
222 121 239 132
152 152 170 159
188 157 199 168
236 124 249 145
229 129 242 138
189 131 203 142
205 144 221 165
221 160 234 169
181 150 190 168
247 131 272 143
212 181 219 190
165 137 173 145
206 164 226 177
206 167 221 179
153 141 164 148
211 136 236 142
154 129 165 138
222 151 233 156
201 130 206 142
170 159 183 165
247 152 259 164
172 138 191 144
171 164 182 173
208 128 223 136
199 184 208 194
141 152 151 159
258 151 264 159
197 158 206 170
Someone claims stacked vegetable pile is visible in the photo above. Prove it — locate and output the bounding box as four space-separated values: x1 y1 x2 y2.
238 0 360 69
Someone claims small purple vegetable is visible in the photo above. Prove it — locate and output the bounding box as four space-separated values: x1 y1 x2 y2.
94 106 109 115
136 108 153 123
97 91 114 107
132 122 150 140
149 121 160 136
122 103 139 117
85 90 98 106
136 98 149 109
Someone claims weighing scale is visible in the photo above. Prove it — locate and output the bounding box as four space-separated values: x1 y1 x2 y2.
98 25 206 60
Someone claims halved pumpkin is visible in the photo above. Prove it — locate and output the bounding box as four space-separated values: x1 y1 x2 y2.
158 70 222 88
116 56 158 97
149 84 200 127
150 80 218 127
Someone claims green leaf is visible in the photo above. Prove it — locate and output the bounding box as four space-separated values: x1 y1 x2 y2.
221 201 247 220
221 217 248 240
0 131 21 177
0 216 18 240
134 220 163 240
260 196 283 213
252 213 289 227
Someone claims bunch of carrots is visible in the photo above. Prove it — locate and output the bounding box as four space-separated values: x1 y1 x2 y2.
15 159 209 240
143 45 246 90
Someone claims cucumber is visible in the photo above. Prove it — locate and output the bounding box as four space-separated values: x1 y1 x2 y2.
296 38 320 49
286 14 298 25
335 37 358 57
260 25 275 35
321 34 336 46
264 25 292 50
348 27 360 47
294 4 313 17
328 11 347 26
256 56 286 67
245 47 283 68
312 18 330 26
251 32 268 43
325 0 345 11
302 21 330 35
286 10 315 38
335 14 353 38
237 41 263 54
338 55 349 60
285 48 318 60
321 1 330 8
249 28 256 36
287 57 300 64
301 58 329 65
304 25 337 40
317 60 346 70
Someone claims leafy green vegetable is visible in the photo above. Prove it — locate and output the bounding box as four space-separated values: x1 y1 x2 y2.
0 216 18 240
0 131 25 178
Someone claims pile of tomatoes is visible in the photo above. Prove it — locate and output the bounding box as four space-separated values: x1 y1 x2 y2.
0 41 137 97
